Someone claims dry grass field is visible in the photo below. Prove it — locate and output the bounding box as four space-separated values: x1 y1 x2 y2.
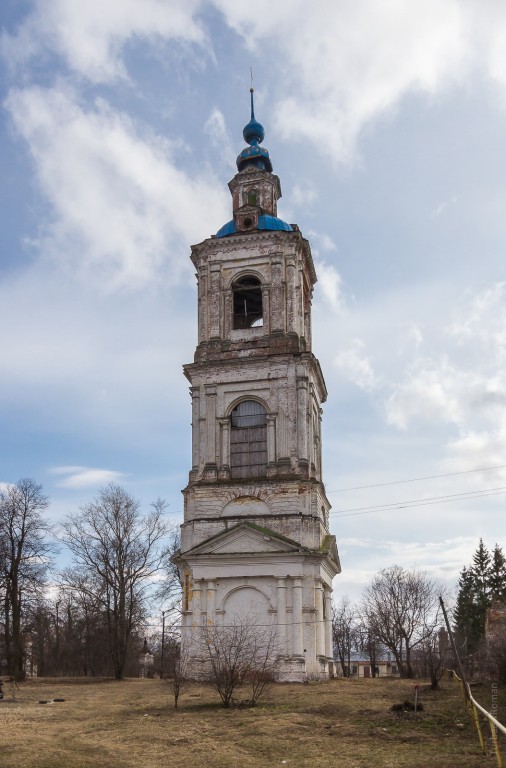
0 675 504 768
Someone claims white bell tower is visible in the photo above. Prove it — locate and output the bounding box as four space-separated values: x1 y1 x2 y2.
174 90 340 681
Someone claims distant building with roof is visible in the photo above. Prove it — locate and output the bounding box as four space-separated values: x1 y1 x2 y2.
334 649 399 678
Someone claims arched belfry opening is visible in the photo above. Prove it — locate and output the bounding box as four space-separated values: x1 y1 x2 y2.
232 275 263 329
230 400 267 479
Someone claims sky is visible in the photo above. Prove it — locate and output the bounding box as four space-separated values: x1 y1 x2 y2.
1 0 505 604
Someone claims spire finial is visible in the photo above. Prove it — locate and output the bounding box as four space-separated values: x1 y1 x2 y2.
250 67 255 120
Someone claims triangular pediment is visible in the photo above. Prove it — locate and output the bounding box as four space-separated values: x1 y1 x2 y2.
185 523 303 557
321 534 341 573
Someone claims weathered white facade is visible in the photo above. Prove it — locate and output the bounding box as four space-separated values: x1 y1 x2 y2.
174 95 340 681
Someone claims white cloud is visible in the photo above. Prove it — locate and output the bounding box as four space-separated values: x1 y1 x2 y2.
386 283 506 431
204 107 236 171
315 259 346 315
6 1 506 174
50 466 125 489
214 0 467 163
481 5 506 89
212 0 506 165
385 357 471 430
204 108 227 146
291 184 318 207
1 0 206 83
309 231 338 253
334 339 377 391
380 283 506 482
444 429 506 481
5 86 228 292
447 282 506 358
0 258 195 446
409 323 424 350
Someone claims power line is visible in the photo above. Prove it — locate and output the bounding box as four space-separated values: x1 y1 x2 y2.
327 464 506 494
331 486 506 519
332 484 506 514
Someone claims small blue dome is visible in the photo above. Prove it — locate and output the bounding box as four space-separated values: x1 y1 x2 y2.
215 215 293 238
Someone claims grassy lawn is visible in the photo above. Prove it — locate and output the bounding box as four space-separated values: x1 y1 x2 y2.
0 676 504 768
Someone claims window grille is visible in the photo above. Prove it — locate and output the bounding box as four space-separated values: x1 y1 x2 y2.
230 401 267 479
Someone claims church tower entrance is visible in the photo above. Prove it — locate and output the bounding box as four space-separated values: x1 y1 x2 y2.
173 90 340 681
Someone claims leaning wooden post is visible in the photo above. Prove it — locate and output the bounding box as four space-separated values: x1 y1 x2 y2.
439 596 486 755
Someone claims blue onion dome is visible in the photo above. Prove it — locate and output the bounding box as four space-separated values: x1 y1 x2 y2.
236 88 273 173
243 96 264 145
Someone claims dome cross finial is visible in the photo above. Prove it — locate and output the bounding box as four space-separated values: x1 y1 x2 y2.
250 67 255 120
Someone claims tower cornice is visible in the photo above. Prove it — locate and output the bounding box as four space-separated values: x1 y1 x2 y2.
183 350 328 403
190 229 317 286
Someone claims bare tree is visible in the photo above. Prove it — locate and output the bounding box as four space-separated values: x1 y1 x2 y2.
167 637 191 709
0 479 53 680
416 626 450 689
155 530 183 642
62 485 169 680
361 565 441 678
248 624 280 705
201 617 280 707
56 567 114 676
332 597 357 676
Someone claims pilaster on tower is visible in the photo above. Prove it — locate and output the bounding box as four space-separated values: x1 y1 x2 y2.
173 89 340 683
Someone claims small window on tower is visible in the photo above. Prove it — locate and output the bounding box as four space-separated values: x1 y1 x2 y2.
247 189 258 206
232 275 263 329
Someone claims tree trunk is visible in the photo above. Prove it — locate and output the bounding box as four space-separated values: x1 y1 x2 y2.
405 646 414 678
11 582 25 681
4 591 12 676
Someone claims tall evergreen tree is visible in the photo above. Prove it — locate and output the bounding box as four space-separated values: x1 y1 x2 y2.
489 544 506 602
454 539 504 654
471 538 493 605
454 566 482 653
